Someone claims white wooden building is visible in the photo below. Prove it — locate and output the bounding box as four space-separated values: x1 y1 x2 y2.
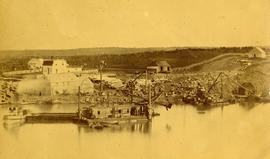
42 59 82 75
28 58 44 71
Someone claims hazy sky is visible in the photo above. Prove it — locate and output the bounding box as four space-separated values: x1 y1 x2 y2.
0 0 269 50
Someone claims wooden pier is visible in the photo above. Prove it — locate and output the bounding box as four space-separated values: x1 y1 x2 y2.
25 113 79 123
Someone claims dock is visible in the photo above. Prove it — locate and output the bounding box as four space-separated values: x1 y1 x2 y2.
25 113 79 123
24 113 149 125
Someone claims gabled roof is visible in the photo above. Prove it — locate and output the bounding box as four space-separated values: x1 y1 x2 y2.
248 47 267 58
150 60 170 67
253 47 266 54
43 60 54 66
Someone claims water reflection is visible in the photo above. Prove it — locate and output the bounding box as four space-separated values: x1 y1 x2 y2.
2 122 24 139
193 101 260 113
239 101 257 110
1 103 270 159
77 122 151 134
165 124 172 132
3 121 24 130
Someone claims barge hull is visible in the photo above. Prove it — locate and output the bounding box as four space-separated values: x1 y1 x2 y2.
25 113 78 123
25 113 149 125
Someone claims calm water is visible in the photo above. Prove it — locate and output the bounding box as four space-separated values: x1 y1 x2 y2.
1 103 270 159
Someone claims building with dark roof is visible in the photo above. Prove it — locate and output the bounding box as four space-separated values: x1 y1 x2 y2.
147 60 171 73
43 60 54 66
41 59 82 75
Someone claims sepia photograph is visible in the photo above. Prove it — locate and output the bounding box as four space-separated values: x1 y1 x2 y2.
0 0 270 159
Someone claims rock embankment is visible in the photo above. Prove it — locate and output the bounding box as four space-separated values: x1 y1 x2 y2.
0 80 17 104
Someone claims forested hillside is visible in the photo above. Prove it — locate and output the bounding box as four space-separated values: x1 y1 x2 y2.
0 47 252 73
59 47 252 68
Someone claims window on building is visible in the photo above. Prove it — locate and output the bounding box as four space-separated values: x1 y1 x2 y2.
118 110 122 113
97 111 100 115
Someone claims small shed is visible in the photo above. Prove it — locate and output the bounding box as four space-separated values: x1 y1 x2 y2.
147 60 171 73
248 47 267 59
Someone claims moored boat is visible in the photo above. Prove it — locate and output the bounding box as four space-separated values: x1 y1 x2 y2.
79 104 152 129
3 107 29 124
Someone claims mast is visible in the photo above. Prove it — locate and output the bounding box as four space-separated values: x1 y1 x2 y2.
220 72 223 99
78 86 81 119
130 82 133 104
145 70 148 92
148 82 151 108
99 65 103 95
146 69 151 107
146 70 152 120
220 72 224 114
98 60 106 95
207 72 222 93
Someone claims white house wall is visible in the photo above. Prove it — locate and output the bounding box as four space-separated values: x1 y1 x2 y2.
48 73 94 95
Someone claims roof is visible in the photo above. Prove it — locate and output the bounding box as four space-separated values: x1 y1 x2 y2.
250 47 266 55
150 60 170 67
255 47 266 53
147 66 159 69
43 60 54 66
28 58 43 63
67 66 82 68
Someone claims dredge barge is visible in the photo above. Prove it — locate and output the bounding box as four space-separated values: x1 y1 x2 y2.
3 70 167 129
4 103 155 129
